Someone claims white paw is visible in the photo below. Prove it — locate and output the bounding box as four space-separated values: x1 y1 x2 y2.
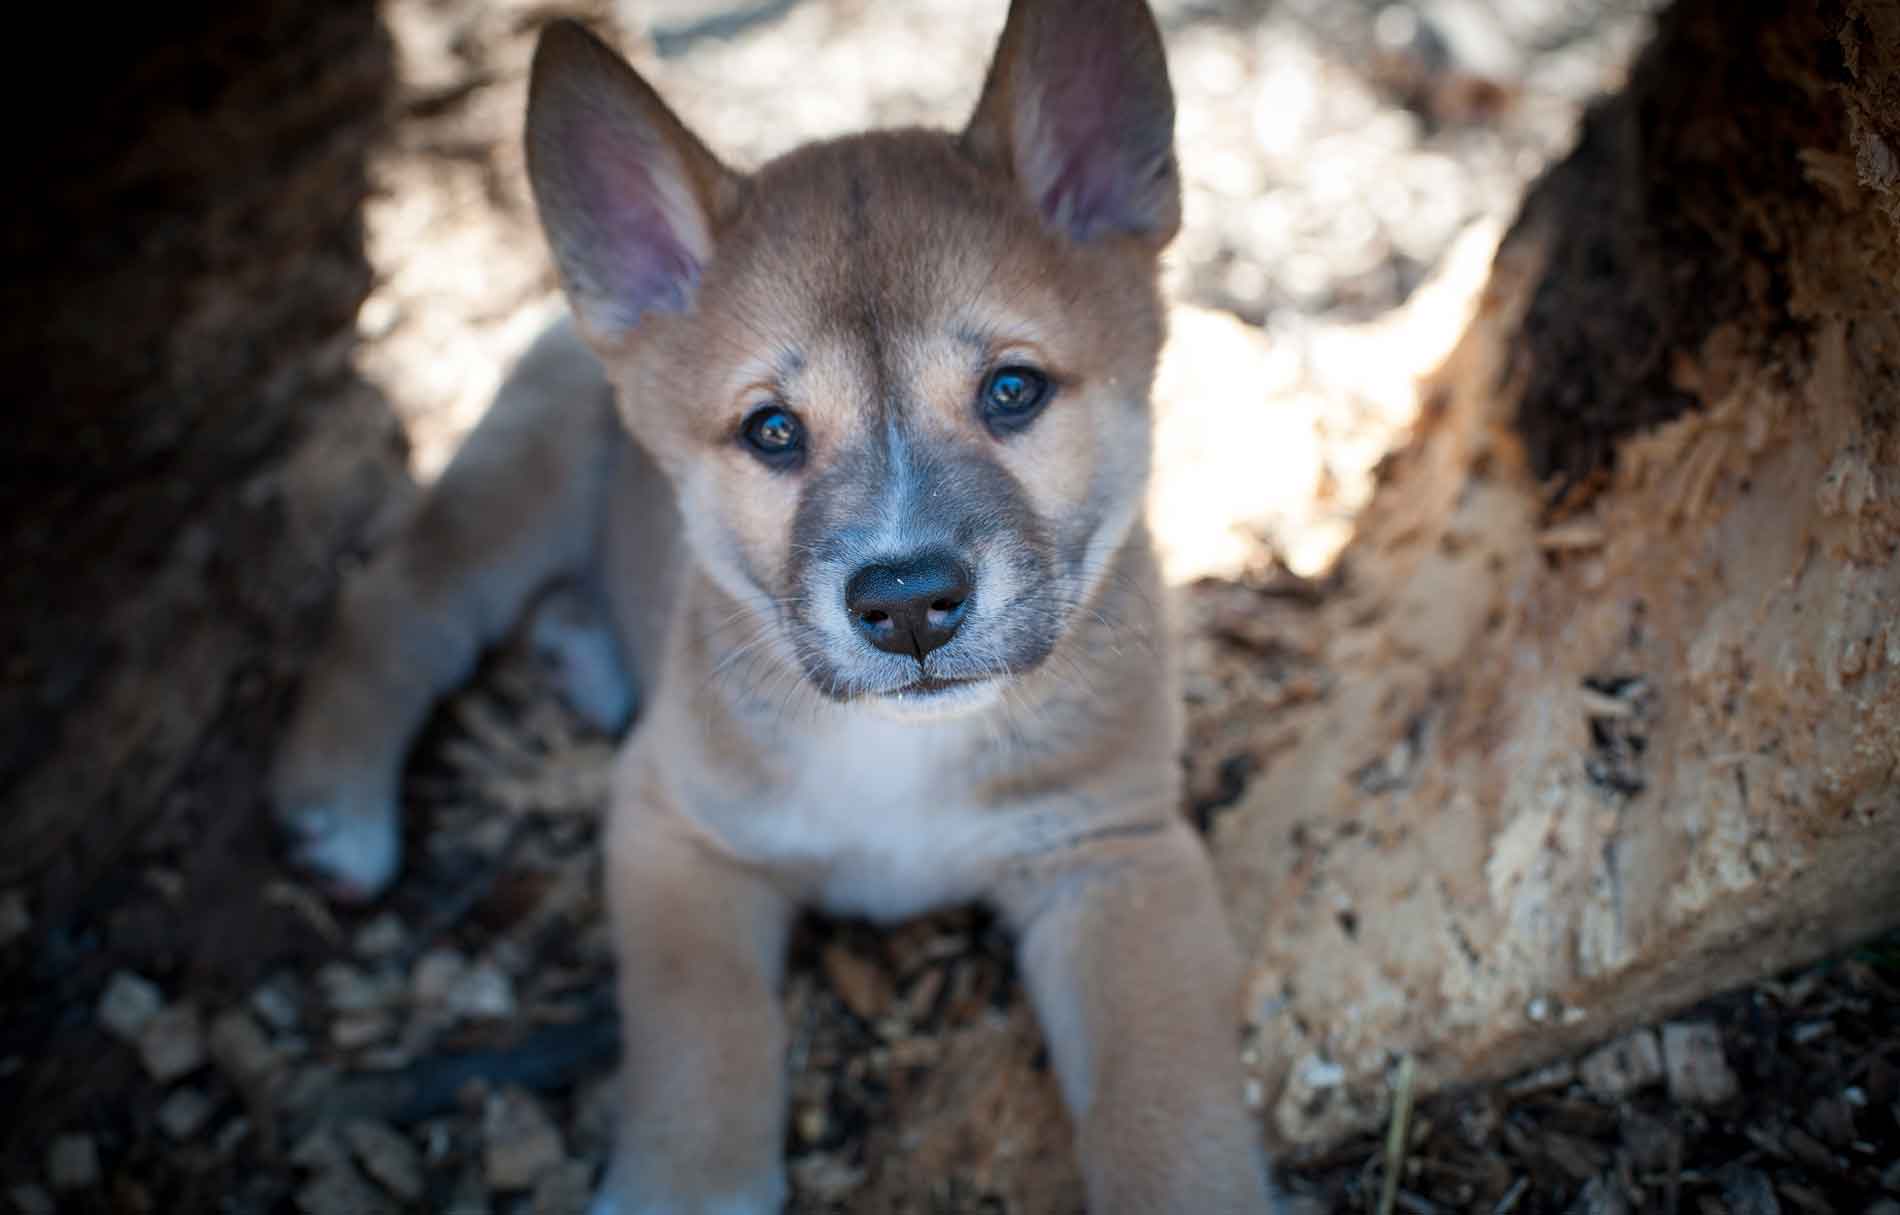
271 772 402 902
529 585 635 732
588 1162 785 1215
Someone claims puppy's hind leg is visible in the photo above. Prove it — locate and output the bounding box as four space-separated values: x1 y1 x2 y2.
272 318 628 899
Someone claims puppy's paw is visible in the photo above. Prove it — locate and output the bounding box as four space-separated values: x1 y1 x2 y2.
270 772 402 902
588 1162 785 1215
528 584 635 733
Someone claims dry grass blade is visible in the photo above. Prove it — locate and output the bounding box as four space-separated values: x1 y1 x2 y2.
1377 1055 1418 1215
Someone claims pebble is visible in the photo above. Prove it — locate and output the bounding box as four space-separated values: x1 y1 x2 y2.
139 1004 207 1083
1579 1028 1663 1100
344 1121 425 1202
7 1185 55 1215
483 1087 566 1191
47 1134 100 1190
1661 1021 1740 1106
209 1008 279 1086
98 971 164 1041
156 1088 216 1140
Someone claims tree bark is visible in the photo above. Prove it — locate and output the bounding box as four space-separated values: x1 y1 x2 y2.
1214 0 1900 1151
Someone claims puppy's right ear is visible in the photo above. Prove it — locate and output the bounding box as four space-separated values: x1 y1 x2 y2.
525 21 738 346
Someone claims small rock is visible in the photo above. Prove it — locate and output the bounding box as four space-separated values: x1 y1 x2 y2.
483 1087 565 1191
156 1088 216 1140
47 1133 100 1190
353 913 408 959
446 962 516 1021
530 1160 594 1215
1579 1028 1664 1100
0 889 29 947
1662 1021 1740 1105
344 1121 424 1202
821 944 893 1022
209 1009 279 1086
8 1184 55 1215
138 1004 207 1082
250 977 301 1033
98 971 165 1041
295 1164 398 1215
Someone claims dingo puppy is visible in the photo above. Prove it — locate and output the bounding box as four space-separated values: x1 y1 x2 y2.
272 1 1278 1209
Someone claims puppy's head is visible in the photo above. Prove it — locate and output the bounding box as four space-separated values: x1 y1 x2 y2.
526 0 1177 717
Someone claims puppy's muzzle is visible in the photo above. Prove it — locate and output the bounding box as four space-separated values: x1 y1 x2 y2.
844 552 972 661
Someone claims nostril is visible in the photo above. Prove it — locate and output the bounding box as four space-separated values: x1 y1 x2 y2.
862 609 889 625
929 597 962 613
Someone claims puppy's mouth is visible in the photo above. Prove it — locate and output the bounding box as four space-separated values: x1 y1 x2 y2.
886 673 984 698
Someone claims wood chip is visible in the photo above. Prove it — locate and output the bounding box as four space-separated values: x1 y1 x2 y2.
97 971 164 1041
1580 1029 1664 1099
139 1004 208 1083
822 944 893 1023
7 1185 55 1215
344 1120 425 1202
295 1164 398 1215
1662 1022 1740 1106
483 1086 565 1191
1719 1165 1783 1215
46 1134 100 1191
209 1009 280 1086
530 1160 594 1215
157 1088 216 1140
1566 1175 1630 1215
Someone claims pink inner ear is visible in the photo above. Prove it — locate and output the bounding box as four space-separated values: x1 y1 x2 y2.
1011 18 1171 242
576 122 704 327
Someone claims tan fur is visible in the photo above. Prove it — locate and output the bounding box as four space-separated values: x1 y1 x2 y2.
272 3 1278 1211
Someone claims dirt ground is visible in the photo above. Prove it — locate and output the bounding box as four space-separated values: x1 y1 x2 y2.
3 0 1897 1211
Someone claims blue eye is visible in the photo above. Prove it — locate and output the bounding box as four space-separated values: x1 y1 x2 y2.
741 405 804 467
980 365 1053 434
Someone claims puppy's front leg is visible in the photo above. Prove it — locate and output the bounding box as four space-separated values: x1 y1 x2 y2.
593 784 794 1215
1002 823 1278 1214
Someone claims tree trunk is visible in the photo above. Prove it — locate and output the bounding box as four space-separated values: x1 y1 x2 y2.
1214 0 1900 1151
0 1 407 957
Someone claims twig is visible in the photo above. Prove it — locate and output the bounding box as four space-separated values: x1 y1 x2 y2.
303 993 620 1132
1377 1055 1418 1215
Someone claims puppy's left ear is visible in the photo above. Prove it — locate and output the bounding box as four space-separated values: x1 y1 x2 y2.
963 0 1179 245
525 20 739 347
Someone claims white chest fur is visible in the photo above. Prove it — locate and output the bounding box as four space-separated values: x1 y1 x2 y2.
714 706 1020 920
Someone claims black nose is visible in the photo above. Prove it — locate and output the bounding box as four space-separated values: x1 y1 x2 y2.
845 554 973 660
